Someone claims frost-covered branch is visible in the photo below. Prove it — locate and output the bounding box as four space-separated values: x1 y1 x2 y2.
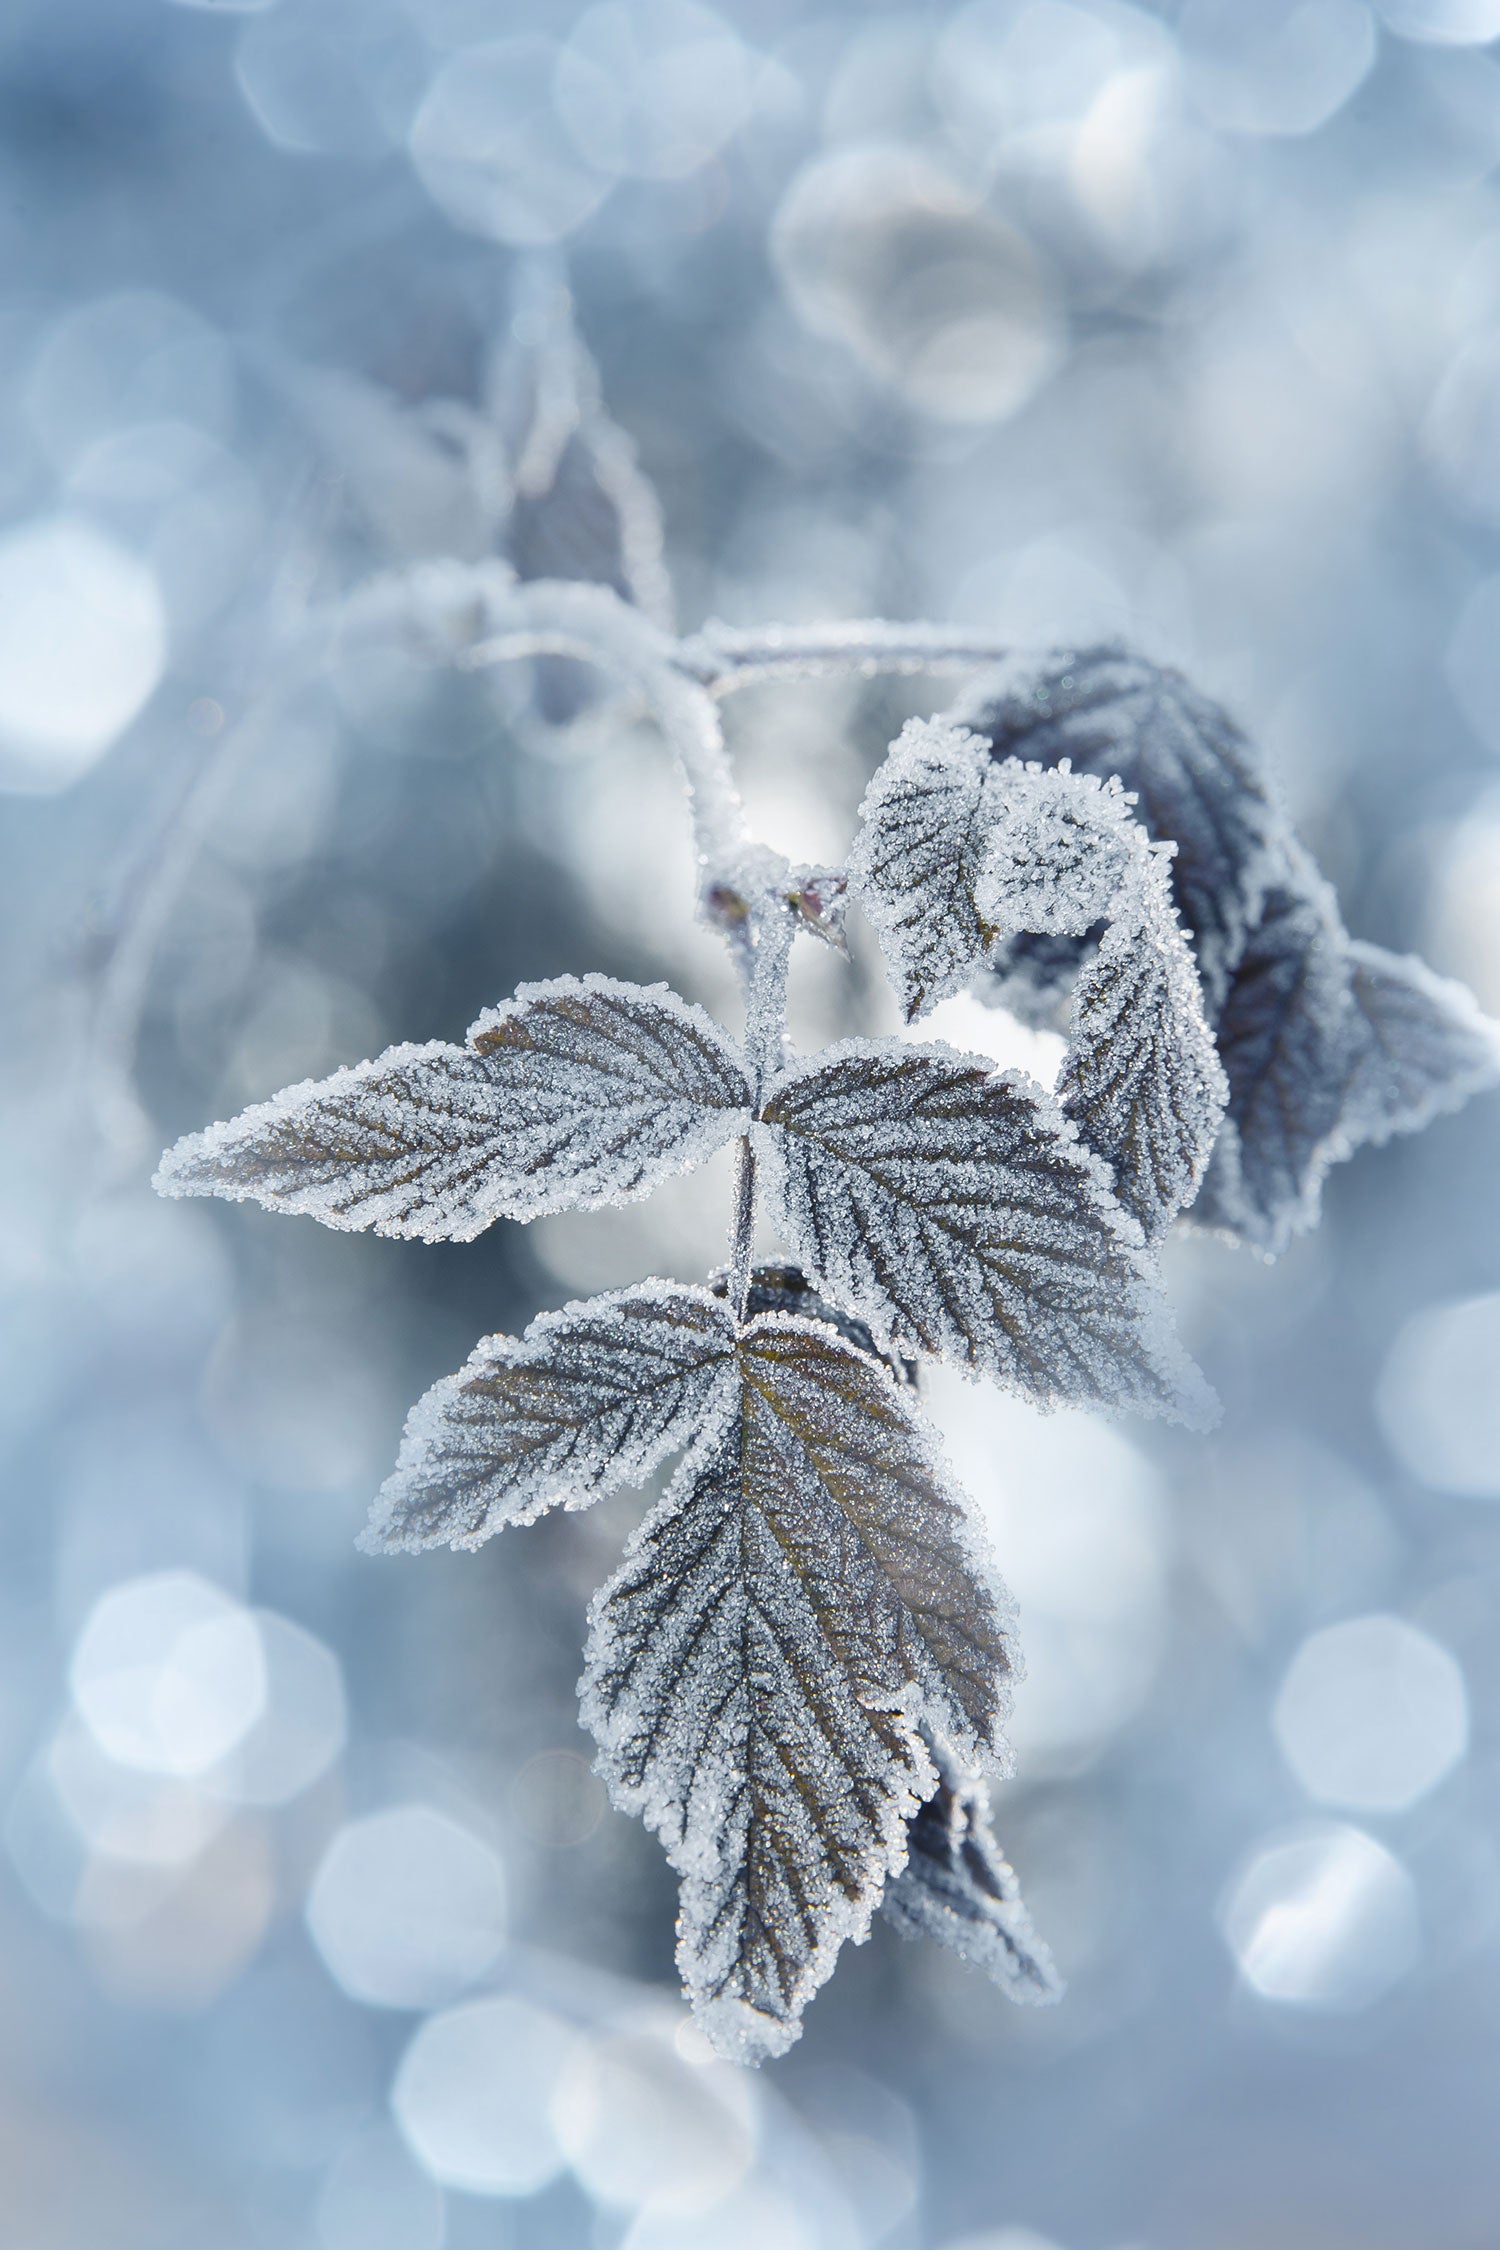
677 618 1040 694
444 573 751 887
139 327 1500 2069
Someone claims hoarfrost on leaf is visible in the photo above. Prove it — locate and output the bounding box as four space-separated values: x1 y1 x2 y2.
1191 851 1354 1254
141 273 1500 2064
1057 848 1228 1243
884 1735 1062 2004
846 718 1003 1021
580 1311 1017 2062
1339 941 1500 1150
976 759 1137 939
949 646 1283 1013
756 1038 1214 1426
1200 915 1500 1255
154 975 751 1242
364 1284 738 1553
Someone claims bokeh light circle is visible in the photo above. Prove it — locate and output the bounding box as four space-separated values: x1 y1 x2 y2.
1377 1291 1500 1497
306 1803 507 2009
393 1994 577 2195
1222 1823 1421 2009
0 517 164 791
1273 1614 1468 1812
69 1572 266 1779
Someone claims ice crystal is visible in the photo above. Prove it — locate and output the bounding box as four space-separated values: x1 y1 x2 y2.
155 975 750 1242
883 1735 1062 2004
977 760 1137 939
757 1037 1214 1427
580 1312 1016 2063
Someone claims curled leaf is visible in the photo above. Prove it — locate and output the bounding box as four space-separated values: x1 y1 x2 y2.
884 1736 1061 2005
154 975 750 1242
1057 848 1228 1243
1340 940 1500 1151
1192 852 1354 1254
847 719 1002 1021
950 647 1283 1013
976 760 1136 938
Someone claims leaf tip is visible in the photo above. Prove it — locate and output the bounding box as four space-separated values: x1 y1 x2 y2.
692 1995 800 2067
1171 1356 1221 1435
151 1130 209 1202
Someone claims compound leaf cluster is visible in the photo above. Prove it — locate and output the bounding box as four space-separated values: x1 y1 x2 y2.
155 620 1498 2062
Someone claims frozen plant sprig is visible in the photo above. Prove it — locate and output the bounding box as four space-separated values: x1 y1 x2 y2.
152 355 1500 2062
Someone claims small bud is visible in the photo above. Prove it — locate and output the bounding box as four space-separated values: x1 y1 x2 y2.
786 864 849 952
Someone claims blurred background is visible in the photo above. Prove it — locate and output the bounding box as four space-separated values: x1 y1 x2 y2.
3 0 1500 2244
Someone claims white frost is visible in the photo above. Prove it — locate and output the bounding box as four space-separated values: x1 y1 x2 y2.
155 973 751 1242
976 759 1137 938
364 1283 738 1552
847 717 1003 1021
580 1312 1017 2061
1057 847 1228 1243
757 1036 1215 1427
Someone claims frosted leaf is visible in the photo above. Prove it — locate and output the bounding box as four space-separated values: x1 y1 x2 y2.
154 975 750 1242
1339 941 1500 1151
508 422 672 625
847 719 1003 1021
975 760 1136 938
490 270 673 620
481 269 673 724
1057 849 1228 1243
1192 853 1355 1253
363 1284 737 1553
883 1737 1061 2005
582 1313 1016 2062
757 1039 1213 1427
950 648 1283 1014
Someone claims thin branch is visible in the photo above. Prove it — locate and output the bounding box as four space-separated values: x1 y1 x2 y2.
675 619 1036 696
452 575 751 881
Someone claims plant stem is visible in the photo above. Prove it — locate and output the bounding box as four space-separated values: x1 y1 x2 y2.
724 894 797 1320
675 618 1033 694
453 575 752 882
727 1134 757 1321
